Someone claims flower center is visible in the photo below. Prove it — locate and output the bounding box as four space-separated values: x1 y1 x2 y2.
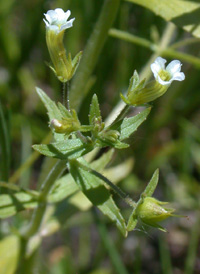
158 69 171 82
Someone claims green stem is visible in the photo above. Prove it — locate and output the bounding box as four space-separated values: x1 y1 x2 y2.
70 0 121 110
109 27 200 68
22 159 67 239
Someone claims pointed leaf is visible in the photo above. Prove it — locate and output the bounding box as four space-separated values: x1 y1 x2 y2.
33 139 93 160
126 0 200 38
36 87 64 141
143 169 159 197
69 159 127 237
57 102 71 118
120 107 151 141
89 94 101 125
127 212 138 231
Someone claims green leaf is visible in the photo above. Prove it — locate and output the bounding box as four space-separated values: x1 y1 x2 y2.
57 102 71 118
127 212 138 231
120 107 151 141
49 149 114 203
0 192 38 218
126 0 200 38
36 87 64 141
0 235 20 274
33 139 93 160
69 159 127 237
143 169 159 197
89 94 101 125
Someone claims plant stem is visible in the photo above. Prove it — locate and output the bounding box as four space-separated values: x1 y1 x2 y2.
109 27 200 68
70 0 121 110
22 159 67 239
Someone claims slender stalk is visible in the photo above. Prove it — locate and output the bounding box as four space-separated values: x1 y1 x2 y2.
22 159 67 239
109 27 200 68
70 0 121 110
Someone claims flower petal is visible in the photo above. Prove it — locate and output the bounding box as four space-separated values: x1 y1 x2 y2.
155 57 167 69
172 72 185 82
60 18 75 31
65 10 71 21
166 60 182 75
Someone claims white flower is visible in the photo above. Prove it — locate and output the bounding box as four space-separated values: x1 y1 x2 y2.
43 8 75 33
151 57 185 86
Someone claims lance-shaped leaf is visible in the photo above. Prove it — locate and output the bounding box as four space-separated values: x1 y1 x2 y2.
33 139 93 160
68 159 127 237
126 0 200 38
89 94 101 126
143 169 159 197
127 169 159 231
36 87 64 141
120 107 151 141
48 149 115 203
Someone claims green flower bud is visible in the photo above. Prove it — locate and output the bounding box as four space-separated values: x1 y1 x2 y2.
51 111 80 134
136 197 175 231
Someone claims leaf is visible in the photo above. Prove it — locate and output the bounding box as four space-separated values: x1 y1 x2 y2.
49 149 115 203
127 212 138 231
0 235 20 274
120 107 151 141
33 139 93 160
0 192 38 218
69 159 127 237
143 169 159 197
57 102 71 118
89 94 101 125
126 0 200 38
36 87 64 141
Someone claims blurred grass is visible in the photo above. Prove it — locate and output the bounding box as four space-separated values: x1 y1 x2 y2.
0 0 200 273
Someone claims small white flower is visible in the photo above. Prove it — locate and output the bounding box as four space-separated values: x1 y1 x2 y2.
43 8 75 33
151 57 185 86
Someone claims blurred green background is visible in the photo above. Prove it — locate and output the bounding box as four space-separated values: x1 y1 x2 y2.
0 0 200 273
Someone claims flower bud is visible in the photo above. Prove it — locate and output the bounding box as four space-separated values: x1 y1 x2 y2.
51 110 80 134
136 197 175 231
